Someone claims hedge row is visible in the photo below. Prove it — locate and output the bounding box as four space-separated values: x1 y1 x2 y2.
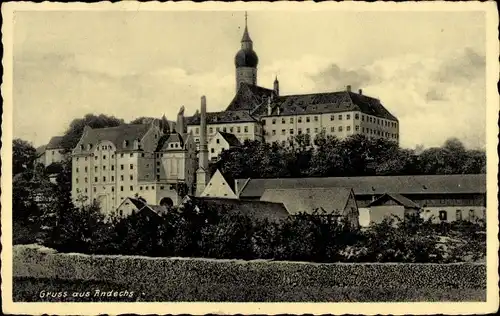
13 245 486 302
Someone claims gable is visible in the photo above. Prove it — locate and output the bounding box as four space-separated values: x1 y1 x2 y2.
202 170 237 199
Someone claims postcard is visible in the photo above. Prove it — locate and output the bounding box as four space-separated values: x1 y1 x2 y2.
1 1 498 315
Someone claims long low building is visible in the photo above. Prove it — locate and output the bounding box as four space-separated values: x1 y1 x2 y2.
235 174 486 225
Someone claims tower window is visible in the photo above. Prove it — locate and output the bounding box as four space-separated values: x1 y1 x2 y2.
355 113 359 120
346 114 351 120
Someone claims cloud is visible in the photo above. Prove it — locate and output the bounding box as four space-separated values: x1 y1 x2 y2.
310 63 375 91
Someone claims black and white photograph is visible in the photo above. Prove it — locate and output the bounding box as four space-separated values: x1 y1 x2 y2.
1 1 498 315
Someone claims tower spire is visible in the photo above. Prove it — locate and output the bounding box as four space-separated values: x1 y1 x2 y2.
241 11 252 43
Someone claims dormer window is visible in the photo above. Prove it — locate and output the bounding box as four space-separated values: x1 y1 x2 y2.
123 140 129 148
87 144 93 150
80 144 84 150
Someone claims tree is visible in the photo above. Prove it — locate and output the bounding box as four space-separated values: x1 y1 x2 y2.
130 117 155 125
60 114 124 152
13 138 37 175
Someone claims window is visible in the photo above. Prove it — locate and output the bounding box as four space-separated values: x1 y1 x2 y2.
111 186 114 192
95 156 98 160
298 117 302 123
209 127 213 133
130 186 133 191
346 114 351 120
329 115 334 121
355 125 359 131
290 129 294 135
339 126 343 132
281 141 286 146
216 139 220 144
111 176 114 181
338 115 342 120
103 176 106 182
121 153 124 158
314 128 318 133
456 210 462 221
85 157 88 161
141 153 145 158
76 178 79 184
272 119 276 124
195 127 199 134
331 127 335 132
146 186 149 190
355 113 359 120
439 210 447 221
103 165 106 171
237 126 241 133
211 148 215 153
103 155 106 160
85 177 88 183
94 166 97 172
76 167 79 173
130 175 133 180
290 118 294 124
244 126 248 133
120 164 124 170
469 209 475 221
156 175 160 181
362 115 365 121
347 126 351 131
272 130 276 136
307 117 311 122
94 177 98 182
130 164 133 170
85 188 88 193
298 128 302 135
281 129 286 135
362 127 365 133
223 127 227 132
93 187 96 193
120 186 124 192
120 175 124 181
140 186 143 190
281 118 285 124
160 186 164 190
314 116 318 122
111 165 114 171
229 127 233 133
306 128 310 134
130 153 133 157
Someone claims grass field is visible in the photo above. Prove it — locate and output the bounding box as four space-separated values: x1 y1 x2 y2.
13 277 486 302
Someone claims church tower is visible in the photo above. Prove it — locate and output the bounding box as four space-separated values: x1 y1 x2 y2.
234 12 259 93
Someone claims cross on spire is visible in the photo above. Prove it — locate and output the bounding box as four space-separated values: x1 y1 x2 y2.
245 11 248 27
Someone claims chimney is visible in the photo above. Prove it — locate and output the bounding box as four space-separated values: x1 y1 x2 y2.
176 106 185 134
273 76 280 96
359 89 363 95
346 85 352 92
196 96 209 196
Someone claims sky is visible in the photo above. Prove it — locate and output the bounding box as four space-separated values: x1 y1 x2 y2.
12 9 488 149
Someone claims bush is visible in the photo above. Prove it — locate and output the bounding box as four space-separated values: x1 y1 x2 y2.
34 202 485 264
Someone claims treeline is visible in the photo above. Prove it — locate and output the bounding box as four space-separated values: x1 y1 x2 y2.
214 133 486 179
15 198 485 264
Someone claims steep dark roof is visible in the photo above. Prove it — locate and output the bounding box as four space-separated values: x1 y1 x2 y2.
127 197 163 216
45 162 63 175
186 110 257 125
368 193 421 209
46 136 64 150
73 124 151 153
36 145 47 157
237 174 486 198
218 132 241 147
183 196 289 222
251 90 397 121
260 187 354 215
225 83 275 112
